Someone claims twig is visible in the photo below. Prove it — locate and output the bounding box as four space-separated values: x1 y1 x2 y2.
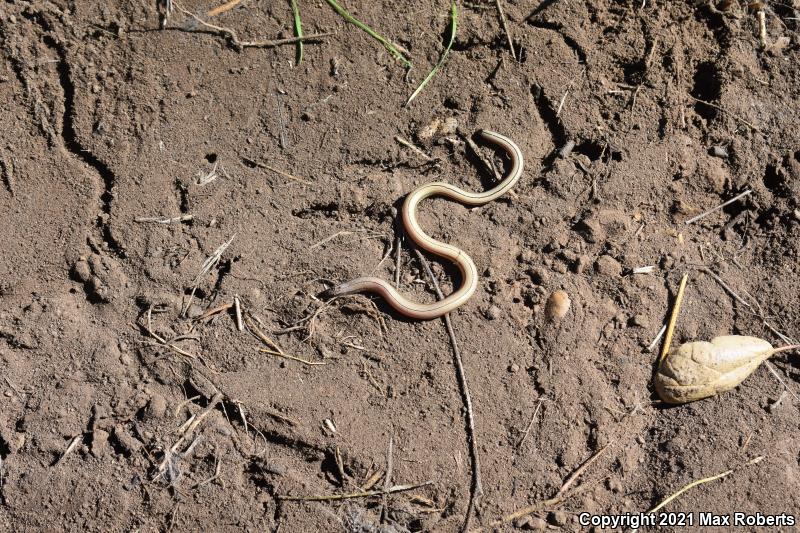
698 268 796 345
155 394 224 485
515 398 544 450
699 268 752 310
245 315 285 354
279 481 432 501
494 0 516 60
260 348 326 366
141 307 211 368
177 393 223 442
659 273 688 364
233 295 244 332
487 482 595 529
556 90 569 117
54 435 82 467
413 249 482 532
172 1 332 51
192 456 223 489
395 136 433 161
757 9 767 47
393 234 402 288
242 157 312 185
194 302 234 322
555 443 611 497
646 324 667 353
3 377 25 402
380 434 394 522
635 471 731 528
206 0 242 17
764 362 799 402
184 234 236 317
134 214 194 224
685 189 752 225
362 470 383 491
687 95 761 131
334 445 347 485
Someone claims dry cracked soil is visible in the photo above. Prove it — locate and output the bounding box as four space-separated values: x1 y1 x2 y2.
1 1 800 532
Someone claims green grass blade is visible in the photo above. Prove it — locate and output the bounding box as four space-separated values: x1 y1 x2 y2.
324 0 412 68
290 0 303 65
406 1 457 106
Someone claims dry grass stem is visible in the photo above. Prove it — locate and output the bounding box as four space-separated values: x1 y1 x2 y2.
555 443 611 498
54 435 82 467
659 273 688 364
495 0 516 60
687 95 760 131
260 348 326 366
647 324 667 353
134 214 194 224
516 398 544 450
243 157 313 185
685 189 752 225
699 268 796 345
279 480 433 501
172 1 332 51
194 302 233 322
361 470 384 491
206 0 242 17
395 136 433 161
413 249 482 532
234 295 244 332
245 315 285 354
196 162 220 186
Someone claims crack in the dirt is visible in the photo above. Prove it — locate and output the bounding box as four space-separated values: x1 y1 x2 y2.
41 34 126 258
530 83 569 165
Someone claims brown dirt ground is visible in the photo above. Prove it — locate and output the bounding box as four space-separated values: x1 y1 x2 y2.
1 0 800 531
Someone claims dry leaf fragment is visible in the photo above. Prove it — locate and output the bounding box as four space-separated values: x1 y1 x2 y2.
654 335 791 404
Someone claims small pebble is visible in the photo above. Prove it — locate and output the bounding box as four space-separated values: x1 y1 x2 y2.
709 145 728 158
508 363 520 373
544 290 571 321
